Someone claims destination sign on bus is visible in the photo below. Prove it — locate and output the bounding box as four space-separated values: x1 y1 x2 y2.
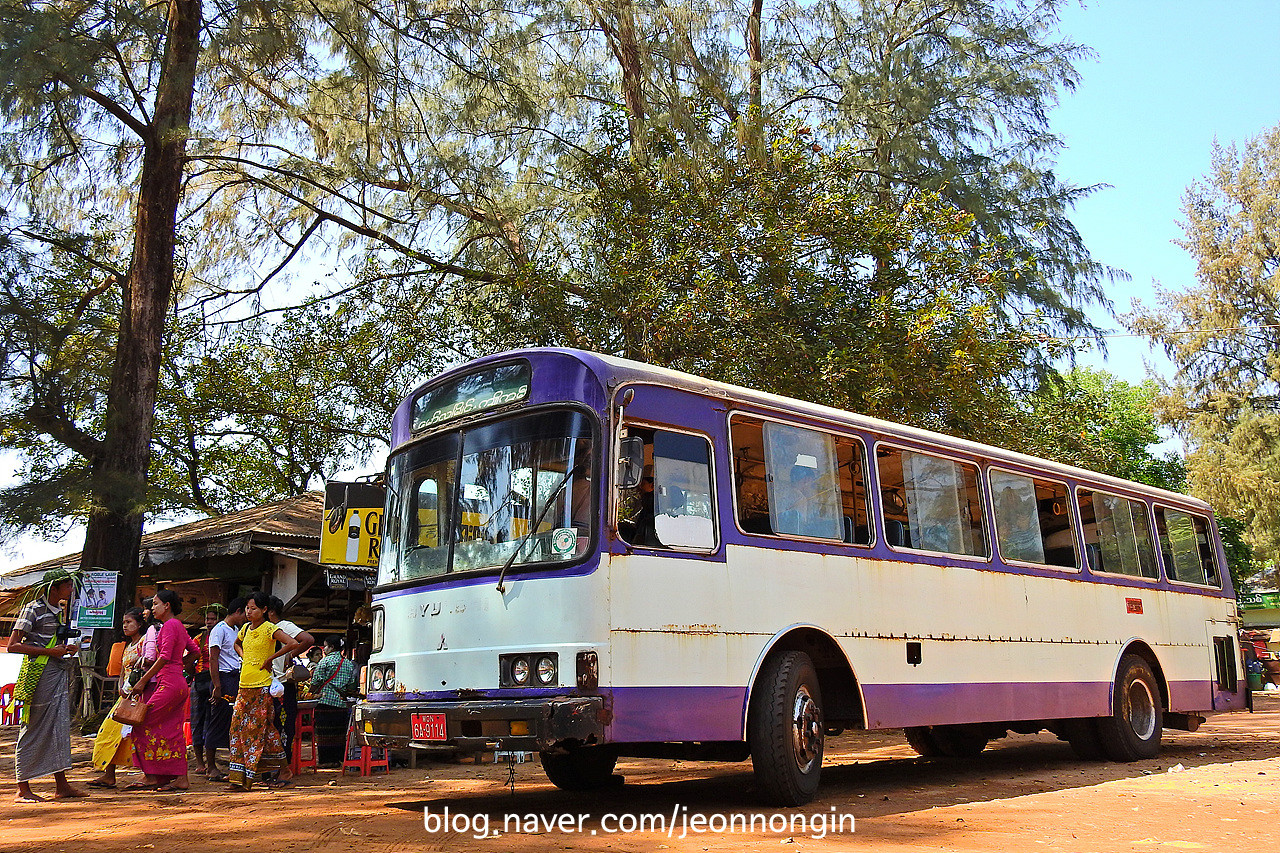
412 363 531 432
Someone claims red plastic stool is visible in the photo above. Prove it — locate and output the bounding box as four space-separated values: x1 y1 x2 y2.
342 745 390 776
291 705 317 774
340 709 389 776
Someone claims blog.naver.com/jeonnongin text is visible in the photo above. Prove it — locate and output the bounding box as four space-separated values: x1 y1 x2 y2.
424 804 856 840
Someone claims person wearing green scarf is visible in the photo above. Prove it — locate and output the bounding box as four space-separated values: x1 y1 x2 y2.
6 570 88 803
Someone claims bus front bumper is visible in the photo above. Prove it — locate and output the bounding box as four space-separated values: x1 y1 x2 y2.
354 696 607 752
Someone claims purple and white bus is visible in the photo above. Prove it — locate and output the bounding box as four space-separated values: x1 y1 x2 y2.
356 348 1247 804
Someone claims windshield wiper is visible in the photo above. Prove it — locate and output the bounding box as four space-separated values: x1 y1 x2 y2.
496 464 582 594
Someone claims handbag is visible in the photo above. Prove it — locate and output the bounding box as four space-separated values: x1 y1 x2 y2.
111 694 149 726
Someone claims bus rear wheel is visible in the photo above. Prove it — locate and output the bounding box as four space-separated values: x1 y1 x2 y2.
1096 654 1163 762
749 650 824 806
539 747 619 791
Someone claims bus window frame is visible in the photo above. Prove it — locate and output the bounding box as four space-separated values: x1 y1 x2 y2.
1154 504 1224 590
613 418 721 555
873 439 992 565
727 411 875 549
376 401 603 592
985 464 1082 574
1074 485 1161 583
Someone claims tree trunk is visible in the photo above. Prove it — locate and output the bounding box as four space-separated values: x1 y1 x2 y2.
744 0 764 161
79 0 202 659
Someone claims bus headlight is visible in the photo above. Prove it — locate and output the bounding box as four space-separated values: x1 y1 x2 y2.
536 655 557 685
501 653 557 687
370 667 385 691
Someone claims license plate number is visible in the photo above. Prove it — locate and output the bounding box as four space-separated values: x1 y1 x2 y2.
411 712 447 741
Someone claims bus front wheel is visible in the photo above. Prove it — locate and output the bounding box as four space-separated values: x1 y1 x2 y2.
1096 654 1163 762
539 747 619 791
748 650 824 806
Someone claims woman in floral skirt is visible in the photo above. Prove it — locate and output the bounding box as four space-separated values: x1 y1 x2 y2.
226 591 307 790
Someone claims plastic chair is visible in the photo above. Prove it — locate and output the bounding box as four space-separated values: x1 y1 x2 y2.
342 745 390 776
291 705 318 773
341 713 389 776
0 684 20 726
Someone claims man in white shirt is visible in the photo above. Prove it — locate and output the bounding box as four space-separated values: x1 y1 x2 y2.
267 596 314 771
204 597 247 782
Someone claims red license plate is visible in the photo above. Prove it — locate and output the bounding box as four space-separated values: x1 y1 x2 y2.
411 712 448 741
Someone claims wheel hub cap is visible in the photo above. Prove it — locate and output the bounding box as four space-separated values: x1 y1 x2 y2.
1127 679 1157 740
791 686 822 772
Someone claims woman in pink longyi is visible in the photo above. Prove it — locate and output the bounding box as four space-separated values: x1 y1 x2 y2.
126 589 199 792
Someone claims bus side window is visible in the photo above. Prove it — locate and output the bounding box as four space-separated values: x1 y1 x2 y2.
1156 507 1220 586
1078 489 1158 579
877 446 989 558
730 416 869 544
652 431 716 549
618 428 716 550
837 439 872 545
762 421 843 540
731 420 773 535
990 470 1078 569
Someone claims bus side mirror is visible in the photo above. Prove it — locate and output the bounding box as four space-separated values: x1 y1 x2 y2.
618 436 645 489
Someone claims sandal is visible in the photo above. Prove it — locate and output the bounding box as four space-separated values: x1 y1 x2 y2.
122 782 158 791
155 784 189 793
86 779 116 789
206 773 228 783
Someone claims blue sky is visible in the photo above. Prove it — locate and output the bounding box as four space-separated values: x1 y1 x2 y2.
4 1 1280 572
1051 0 1280 383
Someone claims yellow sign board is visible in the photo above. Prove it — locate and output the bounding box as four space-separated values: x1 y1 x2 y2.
321 481 385 567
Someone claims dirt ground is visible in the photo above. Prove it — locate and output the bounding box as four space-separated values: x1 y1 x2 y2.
4 695 1280 852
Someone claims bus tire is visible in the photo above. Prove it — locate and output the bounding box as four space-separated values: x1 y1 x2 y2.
1097 654 1163 762
1062 718 1107 761
903 726 944 757
748 650 824 806
539 747 619 791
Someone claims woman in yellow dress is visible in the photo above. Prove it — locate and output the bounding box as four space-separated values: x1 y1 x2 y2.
226 591 307 790
87 607 145 788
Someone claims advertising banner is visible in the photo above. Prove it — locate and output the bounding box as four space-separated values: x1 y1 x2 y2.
75 570 119 629
321 481 386 568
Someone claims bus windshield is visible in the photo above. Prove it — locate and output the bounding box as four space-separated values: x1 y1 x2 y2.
379 409 595 586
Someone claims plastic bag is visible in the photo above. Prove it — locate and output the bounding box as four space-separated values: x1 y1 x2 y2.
269 675 285 698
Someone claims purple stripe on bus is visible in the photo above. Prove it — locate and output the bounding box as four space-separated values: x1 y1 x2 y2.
363 677 1238 743
1168 678 1248 713
860 681 1111 729
606 686 749 743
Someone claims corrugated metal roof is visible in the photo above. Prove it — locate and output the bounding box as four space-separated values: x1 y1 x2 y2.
3 492 324 578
